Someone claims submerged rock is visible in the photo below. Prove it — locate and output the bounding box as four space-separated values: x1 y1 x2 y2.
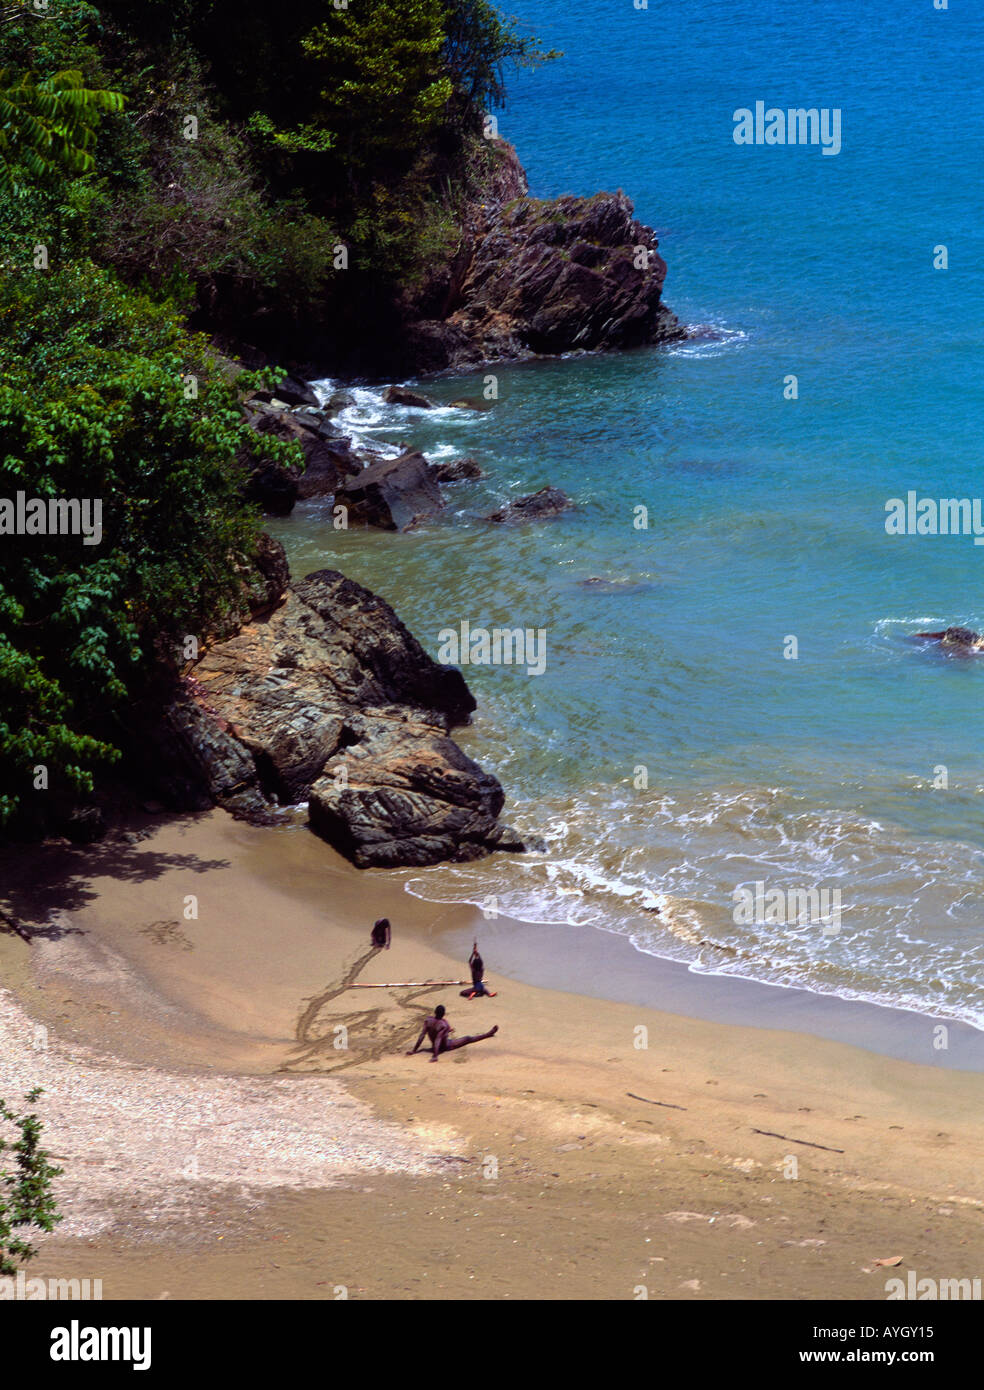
429 455 484 483
577 575 655 594
383 385 435 409
487 486 574 524
158 569 523 868
914 626 984 653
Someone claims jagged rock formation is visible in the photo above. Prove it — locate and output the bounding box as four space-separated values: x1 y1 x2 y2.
150 568 524 868
405 141 686 372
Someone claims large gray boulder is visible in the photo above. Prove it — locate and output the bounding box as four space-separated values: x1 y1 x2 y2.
169 570 523 867
335 450 445 531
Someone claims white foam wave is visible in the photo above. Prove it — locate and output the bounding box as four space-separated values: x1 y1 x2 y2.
402 782 984 1028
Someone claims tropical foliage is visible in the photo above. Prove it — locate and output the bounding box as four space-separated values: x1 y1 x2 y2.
0 0 555 832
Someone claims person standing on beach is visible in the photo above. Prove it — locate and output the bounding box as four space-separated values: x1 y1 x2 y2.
370 918 391 950
406 1004 498 1062
461 940 496 998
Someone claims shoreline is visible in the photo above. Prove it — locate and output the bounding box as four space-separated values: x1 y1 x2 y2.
427 909 984 1073
4 807 980 1073
4 809 984 1299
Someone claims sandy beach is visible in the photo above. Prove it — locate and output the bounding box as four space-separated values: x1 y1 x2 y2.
3 809 984 1301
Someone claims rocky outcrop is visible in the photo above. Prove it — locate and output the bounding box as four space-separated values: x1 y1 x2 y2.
160 569 523 868
138 686 275 824
335 450 444 531
243 401 363 506
487 486 574 524
308 728 524 869
324 389 355 416
294 432 364 501
405 141 686 372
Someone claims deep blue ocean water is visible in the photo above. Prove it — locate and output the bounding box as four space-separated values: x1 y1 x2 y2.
271 0 984 1024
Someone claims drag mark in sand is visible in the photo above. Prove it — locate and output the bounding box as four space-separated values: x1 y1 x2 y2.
284 948 446 1074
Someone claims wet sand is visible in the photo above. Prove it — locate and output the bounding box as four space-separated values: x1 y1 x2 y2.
3 810 984 1300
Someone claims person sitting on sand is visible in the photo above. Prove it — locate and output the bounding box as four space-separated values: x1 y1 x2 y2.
406 1004 498 1063
370 918 391 950
460 940 497 999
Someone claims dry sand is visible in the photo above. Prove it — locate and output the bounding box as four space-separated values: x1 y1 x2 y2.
2 810 984 1301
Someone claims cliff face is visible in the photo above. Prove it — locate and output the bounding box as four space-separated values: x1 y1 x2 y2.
137 564 524 869
402 141 686 374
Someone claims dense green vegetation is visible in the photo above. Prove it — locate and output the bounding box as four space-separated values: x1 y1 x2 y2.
0 1 554 835
0 265 290 826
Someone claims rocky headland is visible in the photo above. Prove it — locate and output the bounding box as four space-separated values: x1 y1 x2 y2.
402 141 686 373
31 140 686 870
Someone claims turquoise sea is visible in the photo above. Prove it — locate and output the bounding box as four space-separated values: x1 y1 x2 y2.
271 0 984 1025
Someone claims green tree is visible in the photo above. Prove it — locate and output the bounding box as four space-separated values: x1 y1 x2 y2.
0 263 298 827
0 1088 63 1276
300 0 453 175
0 66 123 195
442 0 560 116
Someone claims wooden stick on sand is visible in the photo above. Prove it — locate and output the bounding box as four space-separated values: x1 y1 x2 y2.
350 980 472 988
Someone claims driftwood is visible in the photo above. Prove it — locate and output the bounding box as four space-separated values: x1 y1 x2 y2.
627 1091 687 1111
751 1127 844 1154
350 980 471 988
